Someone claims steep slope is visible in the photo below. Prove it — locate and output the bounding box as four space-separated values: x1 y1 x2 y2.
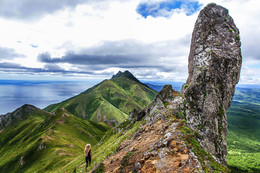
87 3 241 173
88 85 229 173
44 71 157 125
0 105 109 172
144 83 260 172
146 83 260 172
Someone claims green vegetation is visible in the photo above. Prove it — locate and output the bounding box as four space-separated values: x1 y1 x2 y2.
236 35 240 40
163 101 169 107
227 87 260 172
44 71 157 125
179 121 230 172
68 120 142 172
0 71 156 172
198 124 205 130
225 16 229 21
92 163 105 173
184 84 189 89
0 107 109 172
121 151 134 166
1 75 259 172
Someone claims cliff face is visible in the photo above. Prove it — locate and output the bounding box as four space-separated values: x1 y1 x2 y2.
184 3 242 165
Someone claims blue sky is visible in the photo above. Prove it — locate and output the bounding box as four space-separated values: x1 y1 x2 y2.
137 0 201 18
0 0 259 84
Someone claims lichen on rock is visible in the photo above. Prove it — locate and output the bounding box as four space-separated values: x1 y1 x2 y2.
183 3 242 165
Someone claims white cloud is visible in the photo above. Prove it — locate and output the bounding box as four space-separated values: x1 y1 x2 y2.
0 0 259 83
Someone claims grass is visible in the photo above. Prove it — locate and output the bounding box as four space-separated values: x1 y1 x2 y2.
72 120 142 172
0 72 156 172
0 107 109 173
44 74 157 125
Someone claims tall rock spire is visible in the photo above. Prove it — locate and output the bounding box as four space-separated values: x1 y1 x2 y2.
183 3 242 165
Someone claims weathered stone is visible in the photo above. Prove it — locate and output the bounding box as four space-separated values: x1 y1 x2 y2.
154 85 178 104
129 84 178 124
132 161 141 172
183 3 242 165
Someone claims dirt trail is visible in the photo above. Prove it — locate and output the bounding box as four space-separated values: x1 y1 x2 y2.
101 119 202 173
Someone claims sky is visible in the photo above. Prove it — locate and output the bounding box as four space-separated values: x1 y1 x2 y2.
0 0 259 83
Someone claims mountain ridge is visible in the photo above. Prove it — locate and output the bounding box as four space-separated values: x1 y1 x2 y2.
44 70 157 125
89 3 242 172
0 71 157 172
0 3 245 173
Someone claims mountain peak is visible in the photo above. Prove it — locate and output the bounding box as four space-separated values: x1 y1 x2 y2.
111 70 140 83
21 104 37 110
111 71 123 79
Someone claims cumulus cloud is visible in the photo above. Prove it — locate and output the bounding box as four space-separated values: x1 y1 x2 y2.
0 47 23 60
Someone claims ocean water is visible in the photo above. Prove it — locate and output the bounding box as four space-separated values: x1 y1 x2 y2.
0 80 101 115
0 79 184 115
0 79 257 115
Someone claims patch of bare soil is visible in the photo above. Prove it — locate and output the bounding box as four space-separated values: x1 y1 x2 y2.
102 119 202 173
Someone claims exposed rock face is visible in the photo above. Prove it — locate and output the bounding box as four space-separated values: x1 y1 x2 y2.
183 3 242 165
129 85 179 124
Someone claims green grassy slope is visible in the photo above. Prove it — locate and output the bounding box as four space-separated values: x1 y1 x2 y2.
0 105 109 173
63 119 143 172
227 87 260 173
44 71 157 124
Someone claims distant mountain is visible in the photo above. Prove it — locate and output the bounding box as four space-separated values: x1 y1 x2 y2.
44 71 157 125
0 104 109 172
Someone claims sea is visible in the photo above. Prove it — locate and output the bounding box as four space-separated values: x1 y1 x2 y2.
0 79 259 115
0 80 101 115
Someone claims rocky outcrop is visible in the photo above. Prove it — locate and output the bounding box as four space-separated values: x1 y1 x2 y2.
129 85 179 124
92 3 242 172
183 3 242 165
102 119 205 173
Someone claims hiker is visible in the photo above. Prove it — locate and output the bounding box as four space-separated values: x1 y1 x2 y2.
84 144 92 168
